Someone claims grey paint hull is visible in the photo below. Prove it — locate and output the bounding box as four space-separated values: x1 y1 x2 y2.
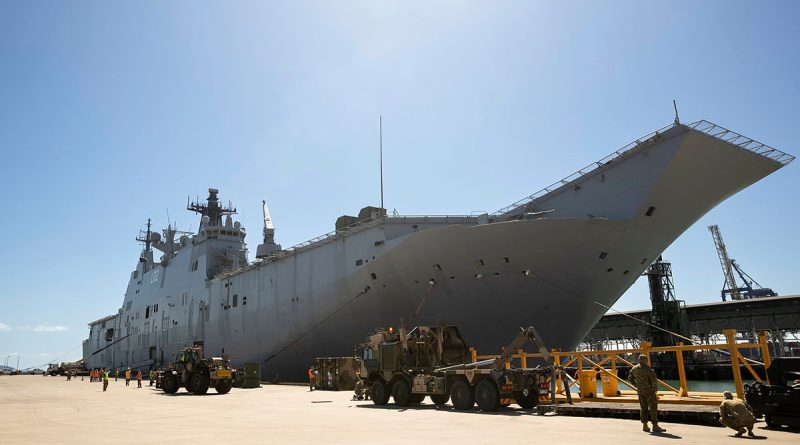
83 122 791 381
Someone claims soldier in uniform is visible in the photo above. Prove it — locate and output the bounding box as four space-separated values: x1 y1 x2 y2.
628 354 665 433
719 391 756 437
352 379 366 400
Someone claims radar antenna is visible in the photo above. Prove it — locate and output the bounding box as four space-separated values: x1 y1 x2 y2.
135 218 153 251
187 188 236 227
673 99 680 124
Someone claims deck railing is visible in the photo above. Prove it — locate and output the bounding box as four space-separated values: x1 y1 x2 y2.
493 120 794 218
688 120 795 165
492 122 678 217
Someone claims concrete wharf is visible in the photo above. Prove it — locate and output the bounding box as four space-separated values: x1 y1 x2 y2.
3 375 799 444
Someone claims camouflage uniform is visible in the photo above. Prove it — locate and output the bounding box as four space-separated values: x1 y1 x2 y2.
353 379 366 400
719 395 755 436
629 356 663 432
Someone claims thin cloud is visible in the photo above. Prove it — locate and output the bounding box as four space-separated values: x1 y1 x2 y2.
0 322 11 332
18 323 68 333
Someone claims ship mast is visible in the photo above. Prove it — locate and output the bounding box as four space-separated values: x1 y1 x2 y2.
135 218 153 252
187 188 237 228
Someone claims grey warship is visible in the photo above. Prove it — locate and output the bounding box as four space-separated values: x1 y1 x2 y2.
83 120 793 381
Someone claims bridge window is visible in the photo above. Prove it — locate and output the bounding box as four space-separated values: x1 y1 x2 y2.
645 206 656 217
233 294 238 307
599 252 608 259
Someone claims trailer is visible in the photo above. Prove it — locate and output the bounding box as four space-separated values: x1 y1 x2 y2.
359 322 555 411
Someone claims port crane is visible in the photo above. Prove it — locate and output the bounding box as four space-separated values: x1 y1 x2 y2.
708 225 777 301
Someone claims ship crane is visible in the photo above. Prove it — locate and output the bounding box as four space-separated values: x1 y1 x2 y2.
708 224 777 301
255 200 281 259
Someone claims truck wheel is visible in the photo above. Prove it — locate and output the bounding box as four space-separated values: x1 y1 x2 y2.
162 374 179 394
765 415 778 428
215 380 232 394
514 391 537 410
409 393 425 404
430 394 450 406
190 373 210 395
475 380 500 411
451 380 475 410
392 380 411 407
371 380 390 406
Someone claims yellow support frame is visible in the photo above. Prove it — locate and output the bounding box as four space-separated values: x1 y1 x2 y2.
474 329 772 401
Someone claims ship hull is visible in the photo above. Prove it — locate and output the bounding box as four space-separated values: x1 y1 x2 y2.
83 121 790 381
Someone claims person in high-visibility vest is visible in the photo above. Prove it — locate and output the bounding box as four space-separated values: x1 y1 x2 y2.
125 368 131 386
308 366 317 391
102 369 109 392
136 370 143 388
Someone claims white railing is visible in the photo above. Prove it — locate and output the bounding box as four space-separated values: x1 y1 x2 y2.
492 122 678 216
493 120 794 217
688 120 795 165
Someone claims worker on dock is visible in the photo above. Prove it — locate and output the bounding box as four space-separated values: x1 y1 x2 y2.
125 367 131 386
629 354 665 433
136 370 143 388
719 391 755 437
308 366 317 391
102 369 109 392
353 379 366 400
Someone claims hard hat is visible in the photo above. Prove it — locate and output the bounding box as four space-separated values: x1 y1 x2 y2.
637 354 648 363
723 391 733 399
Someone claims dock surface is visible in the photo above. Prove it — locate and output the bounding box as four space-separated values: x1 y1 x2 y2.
1 375 796 444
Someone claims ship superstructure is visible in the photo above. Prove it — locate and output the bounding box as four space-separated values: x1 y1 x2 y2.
83 120 793 380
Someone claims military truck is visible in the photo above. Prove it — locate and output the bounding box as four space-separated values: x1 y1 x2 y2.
359 322 553 411
745 357 800 429
47 359 88 377
160 345 234 395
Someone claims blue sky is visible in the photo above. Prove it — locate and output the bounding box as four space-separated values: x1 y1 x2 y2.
1 1 798 370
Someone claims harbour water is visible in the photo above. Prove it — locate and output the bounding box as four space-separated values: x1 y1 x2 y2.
590 379 748 394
